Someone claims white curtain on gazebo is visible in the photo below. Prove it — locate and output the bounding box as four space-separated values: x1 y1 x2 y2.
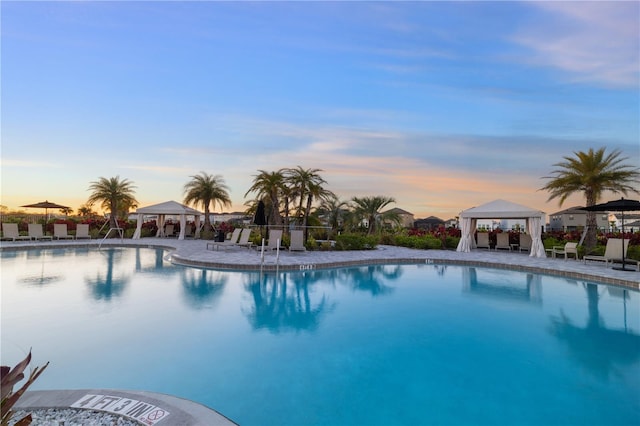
456 217 474 252
526 217 546 258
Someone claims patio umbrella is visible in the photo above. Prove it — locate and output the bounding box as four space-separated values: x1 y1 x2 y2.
253 200 267 238
582 198 640 271
21 200 69 221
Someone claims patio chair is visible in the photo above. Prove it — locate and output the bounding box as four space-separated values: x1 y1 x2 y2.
76 224 91 239
495 233 511 251
28 224 52 241
289 229 307 252
164 224 175 237
519 234 532 252
54 223 74 240
583 238 630 267
552 242 578 260
1 223 32 241
236 228 254 249
266 229 283 251
206 228 241 251
476 232 490 250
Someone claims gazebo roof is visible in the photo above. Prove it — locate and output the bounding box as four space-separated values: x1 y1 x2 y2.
135 200 202 215
460 199 544 219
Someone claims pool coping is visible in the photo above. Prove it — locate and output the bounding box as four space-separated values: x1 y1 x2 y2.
12 389 238 426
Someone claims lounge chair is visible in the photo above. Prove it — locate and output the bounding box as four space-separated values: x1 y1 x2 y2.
54 223 74 240
1 223 32 241
164 224 175 237
236 228 254 249
76 224 91 239
583 238 631 268
495 233 511 251
519 234 532 252
266 229 283 251
289 229 306 252
28 224 52 241
476 232 490 250
552 242 578 260
206 228 241 251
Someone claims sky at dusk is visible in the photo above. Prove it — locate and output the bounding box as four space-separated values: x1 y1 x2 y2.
2 1 639 220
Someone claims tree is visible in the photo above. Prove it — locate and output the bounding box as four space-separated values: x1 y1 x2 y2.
77 204 96 218
245 170 286 227
541 147 640 249
351 195 398 234
59 207 73 216
183 172 231 237
87 176 138 228
286 167 334 239
318 195 350 237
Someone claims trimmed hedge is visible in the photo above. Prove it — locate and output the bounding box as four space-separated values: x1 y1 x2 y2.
335 234 378 250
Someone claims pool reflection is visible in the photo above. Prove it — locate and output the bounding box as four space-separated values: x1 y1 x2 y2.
462 267 543 304
180 268 227 309
243 271 335 333
548 283 640 379
84 249 131 301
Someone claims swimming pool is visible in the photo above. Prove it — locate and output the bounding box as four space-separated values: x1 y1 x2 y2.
2 247 639 425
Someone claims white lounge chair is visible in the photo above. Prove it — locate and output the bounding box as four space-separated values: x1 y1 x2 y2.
164 224 175 237
236 228 253 249
289 229 306 252
266 229 283 251
583 238 630 267
476 232 490 250
76 224 91 239
54 223 74 240
552 242 578 260
28 224 52 241
519 234 532 252
495 233 511 251
1 223 32 241
206 228 241 251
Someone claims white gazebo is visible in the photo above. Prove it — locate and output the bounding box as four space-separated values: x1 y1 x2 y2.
132 201 202 240
456 199 546 258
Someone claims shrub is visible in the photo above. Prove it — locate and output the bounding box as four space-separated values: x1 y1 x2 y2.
335 234 378 250
1 350 49 425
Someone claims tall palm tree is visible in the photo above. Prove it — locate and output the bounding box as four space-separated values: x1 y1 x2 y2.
351 195 399 235
287 167 326 220
303 181 335 239
245 170 286 227
541 147 640 249
87 176 138 228
183 172 232 236
318 195 349 237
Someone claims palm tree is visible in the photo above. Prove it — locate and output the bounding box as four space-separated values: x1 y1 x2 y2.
303 181 334 239
183 172 232 237
87 176 138 228
77 204 95 218
318 195 349 237
351 195 399 234
245 170 286 227
541 147 640 249
287 167 325 220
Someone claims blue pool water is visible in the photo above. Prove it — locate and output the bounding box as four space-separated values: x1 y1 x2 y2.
2 247 639 425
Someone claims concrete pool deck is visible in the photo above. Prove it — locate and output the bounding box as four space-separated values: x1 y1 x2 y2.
1 236 637 425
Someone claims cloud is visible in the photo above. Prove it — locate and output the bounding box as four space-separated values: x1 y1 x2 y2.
513 2 639 88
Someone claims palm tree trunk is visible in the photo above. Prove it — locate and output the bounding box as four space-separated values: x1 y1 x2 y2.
585 191 597 250
304 194 313 240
